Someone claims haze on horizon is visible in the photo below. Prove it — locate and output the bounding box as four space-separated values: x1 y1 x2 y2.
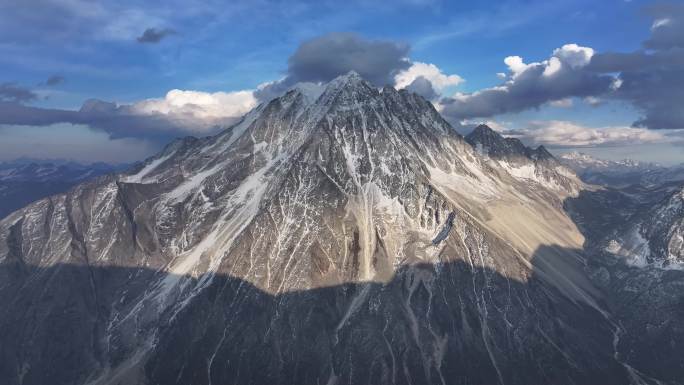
1 0 683 165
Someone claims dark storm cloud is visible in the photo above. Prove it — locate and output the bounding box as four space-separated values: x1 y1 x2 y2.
0 83 38 103
0 100 214 143
614 66 684 130
76 99 199 140
287 32 410 85
0 102 75 125
441 4 684 130
440 58 615 121
587 49 684 73
136 28 176 43
404 76 438 100
256 32 410 102
642 3 684 50
584 3 684 130
45 75 65 86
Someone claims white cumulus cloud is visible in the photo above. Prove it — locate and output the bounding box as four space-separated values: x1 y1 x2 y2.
542 56 562 77
552 43 594 68
131 89 258 133
503 56 536 78
514 120 668 147
394 62 463 91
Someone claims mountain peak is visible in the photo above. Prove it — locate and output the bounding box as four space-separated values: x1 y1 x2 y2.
466 124 558 164
471 123 499 137
466 124 512 147
323 70 373 93
309 71 382 113
340 69 363 80
466 124 525 158
533 145 554 161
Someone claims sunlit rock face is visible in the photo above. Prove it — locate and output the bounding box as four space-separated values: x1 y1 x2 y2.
0 72 656 385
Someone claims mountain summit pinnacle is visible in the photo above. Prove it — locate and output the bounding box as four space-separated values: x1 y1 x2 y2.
338 69 364 81
321 71 369 93
315 70 377 106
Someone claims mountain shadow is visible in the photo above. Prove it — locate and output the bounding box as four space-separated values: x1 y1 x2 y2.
0 244 651 385
563 187 684 384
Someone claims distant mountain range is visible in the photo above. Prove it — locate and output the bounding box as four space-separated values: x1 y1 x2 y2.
0 159 128 219
559 151 684 188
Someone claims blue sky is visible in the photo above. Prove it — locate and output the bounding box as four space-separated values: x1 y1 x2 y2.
1 0 683 164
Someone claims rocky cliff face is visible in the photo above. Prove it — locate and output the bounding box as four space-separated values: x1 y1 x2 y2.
0 72 670 385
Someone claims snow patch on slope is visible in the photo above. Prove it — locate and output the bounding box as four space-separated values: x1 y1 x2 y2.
498 161 564 191
605 228 651 268
123 152 174 183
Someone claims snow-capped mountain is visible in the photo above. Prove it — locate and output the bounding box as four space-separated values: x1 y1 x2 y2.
0 72 675 384
0 160 126 219
559 151 684 188
559 151 653 170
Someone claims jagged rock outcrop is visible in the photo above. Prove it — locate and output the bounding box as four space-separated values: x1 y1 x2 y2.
466 124 582 195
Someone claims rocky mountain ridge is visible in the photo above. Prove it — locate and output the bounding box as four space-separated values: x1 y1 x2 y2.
465 124 581 195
